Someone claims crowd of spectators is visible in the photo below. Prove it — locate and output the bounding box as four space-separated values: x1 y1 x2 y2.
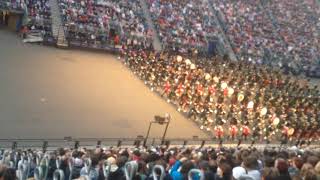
214 0 320 77
0 0 26 11
262 0 320 76
0 0 53 40
214 0 286 66
146 0 220 52
25 0 53 39
2 145 320 180
124 49 319 142
59 0 152 49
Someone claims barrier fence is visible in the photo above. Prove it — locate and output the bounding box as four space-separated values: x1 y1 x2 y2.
0 137 319 151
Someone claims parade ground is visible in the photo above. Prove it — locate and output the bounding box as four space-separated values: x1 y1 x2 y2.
0 29 207 139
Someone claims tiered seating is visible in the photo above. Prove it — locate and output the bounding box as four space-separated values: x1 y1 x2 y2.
264 0 320 71
146 0 220 51
25 0 53 39
214 0 287 66
116 0 153 47
59 0 151 48
0 0 26 11
214 0 320 76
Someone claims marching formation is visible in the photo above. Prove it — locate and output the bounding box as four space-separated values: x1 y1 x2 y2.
124 49 320 142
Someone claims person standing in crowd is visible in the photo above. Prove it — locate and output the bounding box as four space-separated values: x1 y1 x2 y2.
0 165 16 180
215 162 232 180
4 12 9 26
199 160 215 180
275 158 291 180
288 157 303 177
21 25 28 39
232 155 261 180
114 34 120 46
170 157 196 180
0 11 3 26
314 162 320 179
261 167 280 180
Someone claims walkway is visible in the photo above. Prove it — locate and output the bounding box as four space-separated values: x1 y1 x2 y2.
48 0 67 47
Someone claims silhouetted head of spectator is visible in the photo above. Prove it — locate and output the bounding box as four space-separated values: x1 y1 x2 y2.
199 160 210 171
275 158 289 175
116 156 128 168
146 153 160 163
243 155 258 170
307 156 319 167
314 161 320 176
240 149 251 162
303 169 317 180
58 148 66 156
0 165 16 180
261 167 279 180
180 160 195 175
300 163 314 178
133 150 141 161
293 157 304 170
120 149 129 158
208 159 217 173
217 162 232 179
264 156 275 168
91 154 100 167
276 151 289 160
137 160 147 174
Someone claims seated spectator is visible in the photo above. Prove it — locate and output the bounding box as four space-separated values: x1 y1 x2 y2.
314 162 320 179
275 158 291 180
261 167 280 180
216 161 232 180
170 158 195 180
288 157 303 177
300 163 314 179
307 156 319 167
0 165 16 180
232 155 261 180
199 160 215 180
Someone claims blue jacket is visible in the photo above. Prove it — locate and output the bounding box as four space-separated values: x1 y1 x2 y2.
170 160 200 180
170 160 185 180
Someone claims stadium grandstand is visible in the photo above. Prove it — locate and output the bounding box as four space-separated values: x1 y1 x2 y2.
0 0 320 179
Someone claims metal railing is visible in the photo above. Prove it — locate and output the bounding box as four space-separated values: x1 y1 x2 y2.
0 137 319 151
0 1 25 12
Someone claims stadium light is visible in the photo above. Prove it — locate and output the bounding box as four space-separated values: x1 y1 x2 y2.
144 114 171 147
